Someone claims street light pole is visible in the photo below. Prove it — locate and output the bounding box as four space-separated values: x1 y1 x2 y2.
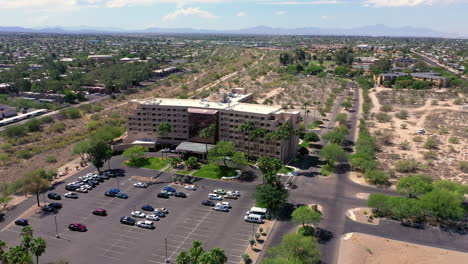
54 214 60 238
165 237 169 263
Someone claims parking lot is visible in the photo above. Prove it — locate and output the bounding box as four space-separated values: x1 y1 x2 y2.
0 167 258 264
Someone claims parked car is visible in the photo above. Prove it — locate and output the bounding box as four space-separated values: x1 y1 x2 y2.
146 214 160 221
49 202 62 209
109 188 121 193
202 200 215 206
224 193 237 199
120 216 136 226
105 191 117 197
157 192 170 199
218 201 231 208
76 188 88 193
418 129 426 135
65 192 78 199
163 186 176 193
131 211 146 218
174 192 187 198
212 205 229 212
227 190 240 197
134 182 147 188
15 219 29 226
116 193 128 199
213 189 226 195
68 223 87 232
161 190 174 196
81 185 93 190
185 185 197 190
152 211 166 217
137 220 155 229
65 185 79 191
208 193 223 200
155 208 168 214
92 209 107 216
142 205 154 212
48 193 61 200
41 206 55 213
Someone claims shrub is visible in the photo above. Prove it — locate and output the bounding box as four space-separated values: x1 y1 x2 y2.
423 151 438 160
365 170 389 185
380 104 393 112
423 136 438 149
458 161 468 173
448 136 459 144
400 123 407 129
90 114 100 120
399 140 411 150
395 159 419 173
46 155 58 163
4 124 27 138
395 110 409 120
50 122 66 133
413 136 423 143
375 112 391 123
320 164 333 176
431 100 438 105
453 98 464 105
16 149 33 159
242 254 252 264
87 120 100 131
438 126 448 135
304 132 319 142
60 108 81 119
39 116 54 124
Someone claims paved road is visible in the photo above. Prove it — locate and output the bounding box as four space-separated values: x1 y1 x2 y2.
259 81 468 264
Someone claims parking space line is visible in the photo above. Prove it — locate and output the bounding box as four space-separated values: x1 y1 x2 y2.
225 252 241 258
96 247 125 255
97 254 121 261
147 260 166 264
109 238 137 244
228 248 247 253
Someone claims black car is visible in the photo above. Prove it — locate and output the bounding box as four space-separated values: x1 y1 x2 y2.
120 216 136 226
68 223 87 232
49 202 62 209
15 219 29 226
174 192 187 198
105 191 117 197
141 205 154 212
48 193 61 200
92 209 107 216
65 185 78 191
202 200 215 206
42 206 56 212
157 192 170 199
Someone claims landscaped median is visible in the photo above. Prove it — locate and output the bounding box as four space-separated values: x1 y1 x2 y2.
192 163 237 179
124 157 169 170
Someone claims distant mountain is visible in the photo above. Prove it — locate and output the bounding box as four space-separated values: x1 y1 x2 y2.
0 24 463 38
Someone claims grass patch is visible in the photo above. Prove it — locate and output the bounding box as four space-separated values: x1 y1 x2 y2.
299 140 310 148
307 120 323 129
320 164 333 176
176 170 194 175
164 167 172 172
297 226 316 237
125 157 169 171
192 164 237 179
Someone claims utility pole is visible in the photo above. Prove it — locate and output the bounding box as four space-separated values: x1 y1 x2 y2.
165 237 169 263
54 214 60 238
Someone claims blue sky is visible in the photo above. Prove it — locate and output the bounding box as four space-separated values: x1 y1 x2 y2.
0 0 466 34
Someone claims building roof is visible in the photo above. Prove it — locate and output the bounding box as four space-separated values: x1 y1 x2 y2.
176 142 214 154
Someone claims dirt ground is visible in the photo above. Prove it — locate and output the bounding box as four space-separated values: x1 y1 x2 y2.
339 233 468 264
367 86 468 184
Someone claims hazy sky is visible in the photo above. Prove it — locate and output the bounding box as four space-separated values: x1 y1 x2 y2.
0 0 467 34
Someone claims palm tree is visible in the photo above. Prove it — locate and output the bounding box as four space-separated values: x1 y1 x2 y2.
158 122 171 159
31 237 47 264
199 124 216 158
303 102 310 125
22 173 49 207
238 121 255 160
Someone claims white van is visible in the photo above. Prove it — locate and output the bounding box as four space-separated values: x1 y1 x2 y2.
208 193 223 200
244 214 263 224
246 207 268 219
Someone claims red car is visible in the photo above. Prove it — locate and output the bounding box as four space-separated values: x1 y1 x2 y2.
68 223 87 232
92 209 107 216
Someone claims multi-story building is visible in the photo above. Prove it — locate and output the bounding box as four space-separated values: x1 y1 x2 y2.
125 94 300 163
374 72 449 88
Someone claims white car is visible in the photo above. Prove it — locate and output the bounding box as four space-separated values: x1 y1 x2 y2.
227 190 240 197
136 220 155 229
224 193 237 199
146 214 160 221
212 205 229 212
155 208 168 214
133 182 147 188
76 188 88 193
131 211 146 218
213 189 226 195
208 193 223 200
81 185 93 190
64 192 78 199
216 202 231 209
185 185 197 190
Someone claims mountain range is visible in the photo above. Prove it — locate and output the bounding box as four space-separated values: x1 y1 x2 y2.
0 24 463 38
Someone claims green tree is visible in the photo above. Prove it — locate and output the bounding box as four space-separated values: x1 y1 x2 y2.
323 126 349 145
22 172 49 207
341 100 352 111
257 157 283 185
169 157 183 168
87 140 112 173
367 193 390 215
420 189 464 221
291 206 322 228
31 237 46 264
0 195 13 210
267 233 320 264
0 226 47 264
335 113 347 126
158 122 172 159
185 156 199 170
199 124 217 154
396 175 433 198
238 121 255 159
319 144 347 167
122 146 148 165
0 152 10 166
364 170 389 185
208 141 246 168
72 140 91 160
199 248 228 264
25 118 41 132
255 184 288 216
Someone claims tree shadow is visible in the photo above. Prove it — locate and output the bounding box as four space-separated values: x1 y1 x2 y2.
315 227 334 244
276 203 295 221
335 164 351 174
240 170 257 183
